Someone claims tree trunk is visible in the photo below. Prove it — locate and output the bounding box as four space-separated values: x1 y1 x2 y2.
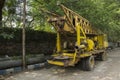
0 9 2 27
22 0 27 70
0 0 5 27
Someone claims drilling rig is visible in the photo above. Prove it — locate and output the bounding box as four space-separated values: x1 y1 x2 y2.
45 4 108 71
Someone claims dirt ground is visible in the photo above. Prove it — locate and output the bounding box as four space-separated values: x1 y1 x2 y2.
5 48 120 80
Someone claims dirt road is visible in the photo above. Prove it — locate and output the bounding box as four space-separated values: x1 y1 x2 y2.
6 48 120 80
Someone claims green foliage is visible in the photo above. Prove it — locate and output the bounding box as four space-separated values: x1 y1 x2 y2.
2 0 120 41
0 32 14 39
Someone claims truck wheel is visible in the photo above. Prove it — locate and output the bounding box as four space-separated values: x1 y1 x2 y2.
99 52 107 61
82 56 95 71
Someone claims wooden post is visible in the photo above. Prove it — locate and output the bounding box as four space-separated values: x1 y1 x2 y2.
22 0 26 70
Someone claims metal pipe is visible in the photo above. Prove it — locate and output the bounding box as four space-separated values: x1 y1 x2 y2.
0 54 45 70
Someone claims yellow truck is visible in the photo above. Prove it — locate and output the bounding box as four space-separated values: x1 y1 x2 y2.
46 4 108 71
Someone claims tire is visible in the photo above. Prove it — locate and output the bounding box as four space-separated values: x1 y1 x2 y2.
99 52 107 61
82 56 95 71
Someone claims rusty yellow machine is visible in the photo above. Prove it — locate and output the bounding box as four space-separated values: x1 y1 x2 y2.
45 4 108 71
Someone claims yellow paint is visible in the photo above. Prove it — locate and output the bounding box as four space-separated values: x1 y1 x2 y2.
46 4 108 67
63 53 74 57
87 39 94 51
94 36 98 41
47 60 64 66
56 32 61 52
94 34 108 49
76 24 80 46
80 36 86 39
80 27 86 38
97 35 104 49
72 50 77 64
104 34 108 48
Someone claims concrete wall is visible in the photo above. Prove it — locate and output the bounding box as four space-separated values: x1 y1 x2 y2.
0 28 56 56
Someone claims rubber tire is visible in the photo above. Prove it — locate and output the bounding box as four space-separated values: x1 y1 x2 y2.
99 52 107 61
82 56 95 71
